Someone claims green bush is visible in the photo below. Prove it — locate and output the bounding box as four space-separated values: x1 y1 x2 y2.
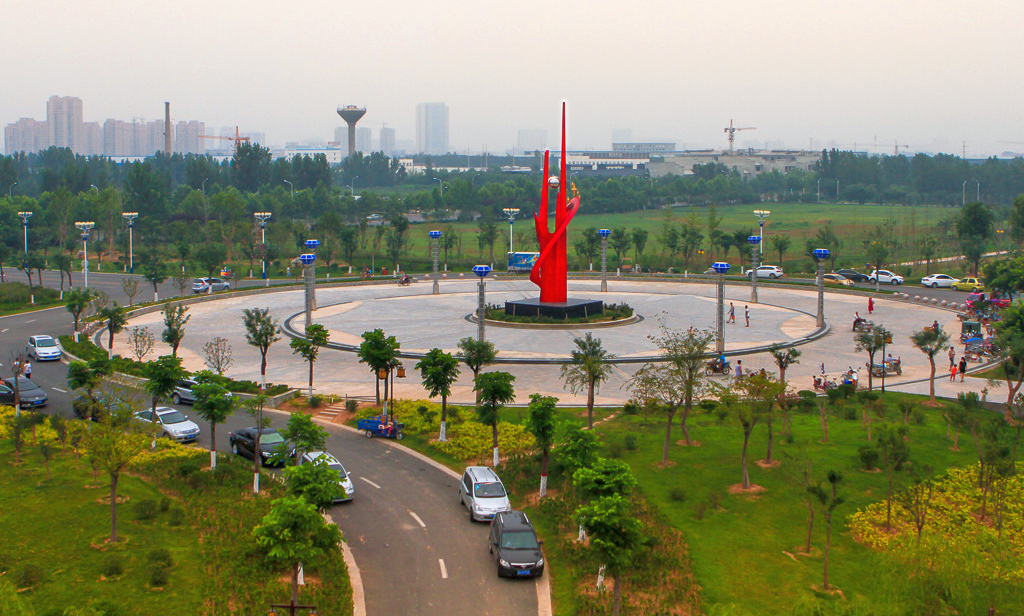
309 394 323 408
99 555 123 577
345 399 358 413
842 403 858 421
668 487 687 502
149 564 169 587
693 501 708 520
0 282 59 309
168 507 185 527
624 434 638 451
159 496 172 512
858 444 879 470
14 563 43 588
134 498 159 520
912 408 927 425
93 601 125 616
147 548 174 570
622 401 639 415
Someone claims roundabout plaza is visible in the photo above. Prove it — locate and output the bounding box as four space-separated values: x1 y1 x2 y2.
106 277 974 405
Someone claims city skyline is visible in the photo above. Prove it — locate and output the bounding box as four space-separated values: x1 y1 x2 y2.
2 1 1024 157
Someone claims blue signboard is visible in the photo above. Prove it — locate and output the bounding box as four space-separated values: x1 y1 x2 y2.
507 252 540 272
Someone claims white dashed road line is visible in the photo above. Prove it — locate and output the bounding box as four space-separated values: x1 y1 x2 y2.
25 320 34 323
438 558 448 579
52 388 67 393
360 477 381 489
1 328 8 333
408 511 426 528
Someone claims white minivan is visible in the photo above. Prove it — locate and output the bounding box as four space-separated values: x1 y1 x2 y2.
460 466 512 522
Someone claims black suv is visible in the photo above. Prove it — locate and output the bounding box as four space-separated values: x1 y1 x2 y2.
488 511 544 578
835 269 870 283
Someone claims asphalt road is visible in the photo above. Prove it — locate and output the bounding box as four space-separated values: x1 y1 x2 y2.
0 298 541 616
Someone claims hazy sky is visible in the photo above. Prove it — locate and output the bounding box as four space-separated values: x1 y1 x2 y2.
4 0 1024 156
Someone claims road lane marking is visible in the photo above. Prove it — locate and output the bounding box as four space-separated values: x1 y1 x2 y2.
52 388 67 393
25 320 34 323
438 558 448 579
359 477 381 489
408 511 426 528
1 328 8 333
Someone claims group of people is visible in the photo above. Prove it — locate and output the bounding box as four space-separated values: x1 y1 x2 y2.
726 302 750 327
948 347 968 382
13 359 31 379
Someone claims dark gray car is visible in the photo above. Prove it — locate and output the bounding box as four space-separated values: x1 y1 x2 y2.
488 511 544 578
0 377 48 408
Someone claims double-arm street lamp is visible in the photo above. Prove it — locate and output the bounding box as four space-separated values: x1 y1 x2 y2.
75 222 96 288
502 207 520 269
122 212 138 273
254 212 272 285
754 209 770 255
17 211 32 254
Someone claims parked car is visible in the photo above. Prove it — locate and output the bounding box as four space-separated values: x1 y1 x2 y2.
835 269 871 283
868 269 904 285
459 466 512 522
192 277 231 293
134 407 201 442
921 274 958 289
0 377 48 408
300 451 355 503
952 277 985 292
73 392 124 422
172 379 198 404
488 511 545 578
822 273 853 286
748 265 784 279
966 292 1012 311
228 427 295 466
27 335 62 361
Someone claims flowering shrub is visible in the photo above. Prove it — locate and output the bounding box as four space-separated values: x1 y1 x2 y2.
0 406 59 443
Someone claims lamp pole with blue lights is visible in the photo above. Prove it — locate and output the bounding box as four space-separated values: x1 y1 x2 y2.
254 212 272 286
713 261 731 353
598 228 611 292
813 248 830 328
122 212 138 273
429 230 442 295
305 238 320 312
300 251 317 329
747 235 761 303
473 265 491 342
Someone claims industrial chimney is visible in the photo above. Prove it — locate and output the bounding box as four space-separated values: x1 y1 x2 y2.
336 105 367 158
164 102 172 155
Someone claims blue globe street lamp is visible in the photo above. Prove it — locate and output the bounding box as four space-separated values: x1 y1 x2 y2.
473 265 491 342
713 262 731 352
304 239 320 251
429 230 442 294
813 248 831 328
747 235 761 303
598 229 611 292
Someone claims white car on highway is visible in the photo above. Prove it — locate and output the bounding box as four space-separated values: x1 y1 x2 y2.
748 265 785 279
134 407 201 443
869 269 904 285
27 335 62 361
921 274 958 289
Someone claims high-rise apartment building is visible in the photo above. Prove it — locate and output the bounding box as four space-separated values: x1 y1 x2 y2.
379 125 396 156
356 127 373 153
334 126 346 144
47 95 84 152
81 122 102 156
416 102 449 155
175 120 206 153
4 118 48 155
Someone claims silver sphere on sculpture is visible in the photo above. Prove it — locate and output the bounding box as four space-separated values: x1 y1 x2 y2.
548 176 560 190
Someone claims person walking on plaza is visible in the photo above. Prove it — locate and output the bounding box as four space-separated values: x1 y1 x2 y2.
734 360 743 378
727 302 736 323
868 296 875 315
948 346 956 370
950 359 958 381
744 305 750 327
959 356 967 383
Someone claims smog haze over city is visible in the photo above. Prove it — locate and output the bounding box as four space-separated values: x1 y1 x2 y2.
3 0 1023 156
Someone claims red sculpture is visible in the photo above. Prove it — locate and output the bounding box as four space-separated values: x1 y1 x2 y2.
530 103 580 303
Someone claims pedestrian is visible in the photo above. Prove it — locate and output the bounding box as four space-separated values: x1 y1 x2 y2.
744 305 750 327
950 360 957 381
932 320 940 333
727 302 735 323
23 361 31 379
734 360 743 378
868 296 874 314
959 356 967 383
948 346 956 369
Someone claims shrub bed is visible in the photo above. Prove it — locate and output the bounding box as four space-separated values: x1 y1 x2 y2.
483 302 634 324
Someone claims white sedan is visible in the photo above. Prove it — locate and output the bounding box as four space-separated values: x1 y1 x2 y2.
748 265 784 279
869 269 904 285
921 274 959 289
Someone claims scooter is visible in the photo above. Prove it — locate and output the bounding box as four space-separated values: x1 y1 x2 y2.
813 374 838 391
841 367 859 387
705 359 731 376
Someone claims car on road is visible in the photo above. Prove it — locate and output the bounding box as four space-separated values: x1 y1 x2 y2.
835 269 871 283
868 269 904 285
228 426 295 466
172 379 198 404
921 274 958 289
192 277 231 293
952 277 985 292
460 466 512 522
488 510 545 578
27 335 62 361
822 273 853 286
300 451 355 502
966 292 1012 311
134 407 201 442
0 377 48 408
748 265 784 279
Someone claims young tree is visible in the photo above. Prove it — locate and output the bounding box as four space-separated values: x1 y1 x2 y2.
252 496 342 607
127 326 155 362
172 271 191 297
897 465 934 550
770 235 792 266
140 260 167 302
525 393 557 497
245 393 271 494
191 371 235 469
280 411 328 466
768 344 801 389
474 371 516 467
161 303 191 357
241 307 280 391
356 328 400 406
561 333 615 429
724 372 778 489
65 287 92 338
855 326 889 391
457 336 497 404
142 355 186 416
284 457 347 510
120 277 140 306
415 348 461 442
202 336 234 375
808 470 844 591
993 302 1024 421
97 303 128 358
574 494 645 616
875 423 909 529
83 407 149 543
290 324 330 399
910 326 950 404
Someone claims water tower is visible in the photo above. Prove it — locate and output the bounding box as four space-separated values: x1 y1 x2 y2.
337 105 367 157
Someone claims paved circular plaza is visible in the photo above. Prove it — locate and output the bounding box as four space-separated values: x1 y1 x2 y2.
109 278 969 405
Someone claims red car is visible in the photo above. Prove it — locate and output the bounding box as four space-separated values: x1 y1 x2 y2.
965 292 1011 311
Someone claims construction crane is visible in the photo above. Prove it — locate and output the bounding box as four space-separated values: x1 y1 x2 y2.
892 140 908 156
724 119 756 153
198 127 251 153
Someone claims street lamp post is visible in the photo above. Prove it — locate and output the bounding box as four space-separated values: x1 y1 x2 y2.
712 262 730 353
75 222 95 289
433 177 443 197
813 248 831 328
8 182 17 199
473 265 491 342
254 212 272 286
816 178 822 203
962 180 967 206
976 180 980 202
299 252 316 329
17 211 32 254
122 212 138 273
429 230 442 295
350 175 359 198
304 239 320 313
996 228 1005 251
598 228 611 292
283 180 293 199
835 178 839 200
502 207 520 270
754 209 770 256
747 235 761 303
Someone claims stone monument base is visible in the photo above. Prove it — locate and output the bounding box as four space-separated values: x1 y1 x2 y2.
504 298 604 320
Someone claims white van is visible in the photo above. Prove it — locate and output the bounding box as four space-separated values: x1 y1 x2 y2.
459 466 512 522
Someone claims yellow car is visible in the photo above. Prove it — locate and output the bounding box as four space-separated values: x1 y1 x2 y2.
823 273 854 286
951 277 984 292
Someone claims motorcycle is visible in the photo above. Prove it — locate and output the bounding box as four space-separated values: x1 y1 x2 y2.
813 374 838 391
841 367 860 387
852 318 874 333
705 359 731 376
